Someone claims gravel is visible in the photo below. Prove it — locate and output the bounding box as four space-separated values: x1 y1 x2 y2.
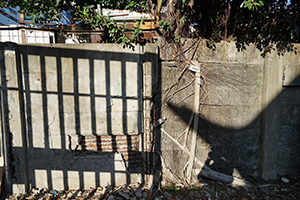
2 174 300 200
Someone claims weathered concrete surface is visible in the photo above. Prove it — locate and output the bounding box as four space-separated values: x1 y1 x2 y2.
1 39 300 195
0 43 26 194
278 88 300 175
0 43 158 194
259 47 283 180
156 39 300 181
277 47 300 175
157 40 265 179
20 44 143 136
142 43 160 187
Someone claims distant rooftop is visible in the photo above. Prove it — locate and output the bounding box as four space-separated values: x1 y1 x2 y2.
0 7 32 26
0 6 153 27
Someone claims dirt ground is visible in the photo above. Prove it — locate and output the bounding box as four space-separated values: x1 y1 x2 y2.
3 174 300 200
159 174 300 200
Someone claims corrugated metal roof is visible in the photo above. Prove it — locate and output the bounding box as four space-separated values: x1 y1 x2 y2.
0 7 34 26
0 7 20 25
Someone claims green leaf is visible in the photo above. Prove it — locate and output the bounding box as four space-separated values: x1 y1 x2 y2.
180 16 185 22
259 0 264 6
55 0 61 6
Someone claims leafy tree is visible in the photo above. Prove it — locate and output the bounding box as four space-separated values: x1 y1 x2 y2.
0 0 149 44
1 0 299 50
159 0 299 53
0 0 148 23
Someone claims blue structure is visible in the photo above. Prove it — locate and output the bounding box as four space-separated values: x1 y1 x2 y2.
60 9 71 25
0 7 20 25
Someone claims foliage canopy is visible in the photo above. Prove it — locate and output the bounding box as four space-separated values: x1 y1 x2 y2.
0 0 148 23
158 0 299 52
0 0 299 49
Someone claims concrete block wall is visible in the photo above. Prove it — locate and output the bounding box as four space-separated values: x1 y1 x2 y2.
1 39 300 194
278 88 300 175
277 46 300 175
0 42 159 194
156 38 300 181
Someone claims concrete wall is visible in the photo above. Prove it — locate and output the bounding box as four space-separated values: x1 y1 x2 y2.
278 49 300 175
156 39 300 181
0 42 158 194
1 39 300 194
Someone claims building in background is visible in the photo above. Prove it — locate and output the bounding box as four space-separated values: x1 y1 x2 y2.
0 6 156 44
0 6 57 44
0 7 20 26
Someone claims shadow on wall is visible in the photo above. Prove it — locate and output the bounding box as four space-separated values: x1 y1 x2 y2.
167 102 260 181
166 79 300 182
1 41 299 194
0 43 159 194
